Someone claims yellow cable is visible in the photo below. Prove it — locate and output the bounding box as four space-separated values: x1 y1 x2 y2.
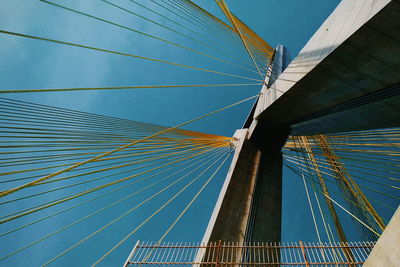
0 94 257 198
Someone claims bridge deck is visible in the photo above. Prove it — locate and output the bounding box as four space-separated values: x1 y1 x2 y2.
256 0 400 135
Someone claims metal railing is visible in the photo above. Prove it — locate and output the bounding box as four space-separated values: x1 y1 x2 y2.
124 241 375 266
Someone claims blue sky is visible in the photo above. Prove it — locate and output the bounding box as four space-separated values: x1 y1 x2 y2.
0 0 349 266
0 0 341 136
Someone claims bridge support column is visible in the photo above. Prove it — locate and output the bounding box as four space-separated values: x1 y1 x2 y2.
203 131 262 243
245 150 282 242
197 45 289 264
200 126 288 245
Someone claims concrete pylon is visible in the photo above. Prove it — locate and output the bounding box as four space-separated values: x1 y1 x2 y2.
198 45 288 248
195 126 288 264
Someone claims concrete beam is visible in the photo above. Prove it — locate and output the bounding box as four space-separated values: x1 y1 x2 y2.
364 206 400 266
257 0 400 135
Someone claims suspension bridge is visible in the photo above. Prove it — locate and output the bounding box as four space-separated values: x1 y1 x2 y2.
0 0 399 266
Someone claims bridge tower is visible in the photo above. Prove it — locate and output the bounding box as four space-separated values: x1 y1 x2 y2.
201 44 288 245
198 0 400 264
123 0 400 265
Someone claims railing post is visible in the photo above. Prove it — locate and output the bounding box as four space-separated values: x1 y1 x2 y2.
123 240 140 267
215 240 222 267
299 241 310 267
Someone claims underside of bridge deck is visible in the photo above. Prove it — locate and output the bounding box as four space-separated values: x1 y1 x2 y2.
257 0 400 135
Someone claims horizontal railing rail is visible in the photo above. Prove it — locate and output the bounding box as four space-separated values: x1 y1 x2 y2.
124 241 375 266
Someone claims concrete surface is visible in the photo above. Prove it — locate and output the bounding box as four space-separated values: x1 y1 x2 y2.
199 129 252 245
256 0 400 135
206 139 261 242
364 205 400 266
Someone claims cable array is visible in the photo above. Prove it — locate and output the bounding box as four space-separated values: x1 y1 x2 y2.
0 96 251 265
0 0 274 94
283 129 400 242
0 0 398 266
0 0 273 264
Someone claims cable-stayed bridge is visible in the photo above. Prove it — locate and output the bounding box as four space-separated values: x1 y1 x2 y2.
0 0 399 266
